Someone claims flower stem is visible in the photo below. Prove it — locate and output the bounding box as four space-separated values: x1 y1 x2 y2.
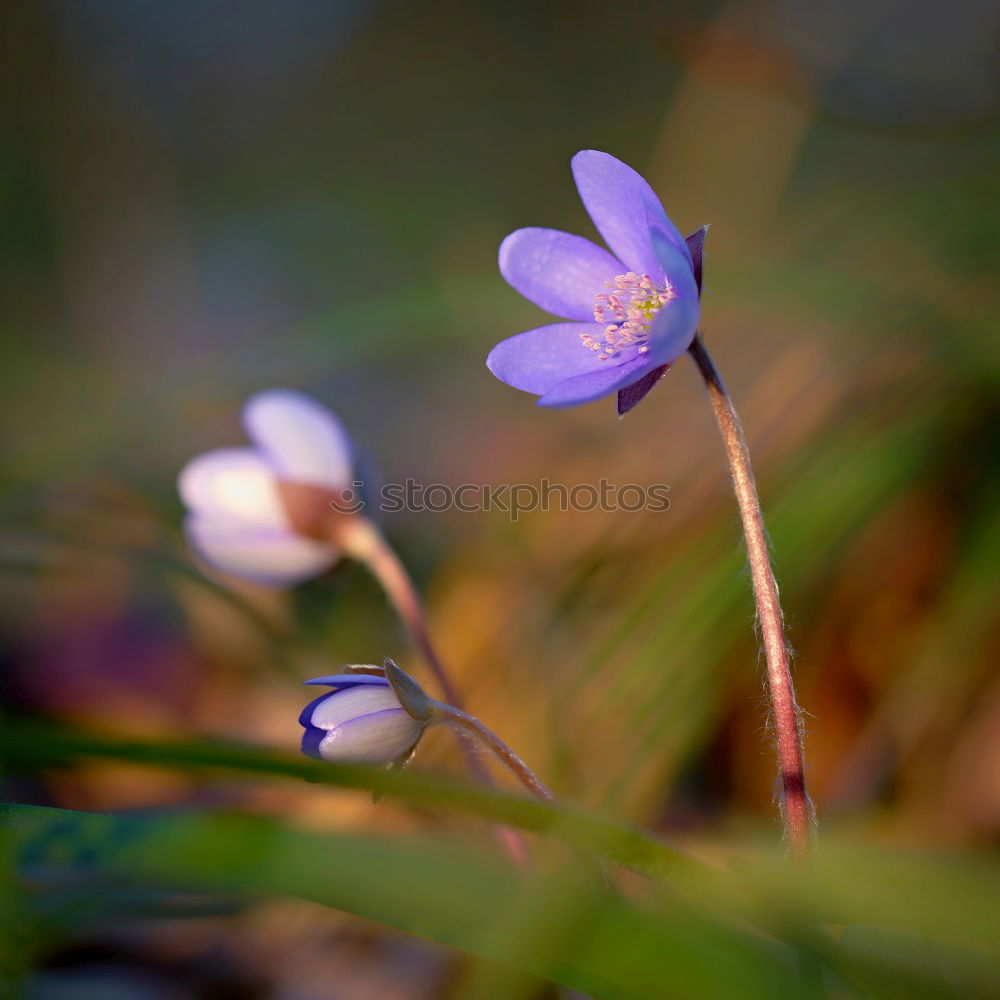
337 517 463 707
433 703 555 803
336 517 530 866
687 334 813 860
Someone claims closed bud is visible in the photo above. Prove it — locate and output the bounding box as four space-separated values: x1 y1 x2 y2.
299 674 426 764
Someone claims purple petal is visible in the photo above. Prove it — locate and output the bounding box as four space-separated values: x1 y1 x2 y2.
499 228 623 321
319 708 423 763
303 674 389 688
537 353 656 408
645 293 700 367
652 235 699 303
308 683 404 731
300 679 389 730
243 389 354 491
299 693 335 728
487 322 641 396
299 679 390 730
185 516 338 587
301 724 327 759
571 150 691 279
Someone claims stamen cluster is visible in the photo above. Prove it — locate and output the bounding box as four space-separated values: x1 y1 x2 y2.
581 272 674 361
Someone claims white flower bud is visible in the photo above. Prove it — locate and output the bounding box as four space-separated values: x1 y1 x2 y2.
299 675 426 764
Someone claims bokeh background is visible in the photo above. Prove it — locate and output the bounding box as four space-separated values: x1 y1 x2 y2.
1 0 998 996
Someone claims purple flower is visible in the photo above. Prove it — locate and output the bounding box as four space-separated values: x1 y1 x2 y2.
178 389 355 587
299 674 426 763
487 150 701 409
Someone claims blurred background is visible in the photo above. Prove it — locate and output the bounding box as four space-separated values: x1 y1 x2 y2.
1 0 998 996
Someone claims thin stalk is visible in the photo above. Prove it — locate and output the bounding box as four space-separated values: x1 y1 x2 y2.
336 517 530 865
335 518 463 708
688 334 813 860
434 703 555 803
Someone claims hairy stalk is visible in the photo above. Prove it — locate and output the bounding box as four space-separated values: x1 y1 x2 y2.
336 517 529 865
688 334 813 859
337 518 462 706
433 703 555 803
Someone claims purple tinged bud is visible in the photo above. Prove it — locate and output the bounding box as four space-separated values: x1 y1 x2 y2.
299 676 426 764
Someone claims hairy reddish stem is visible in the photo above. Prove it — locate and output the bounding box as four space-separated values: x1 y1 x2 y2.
434 703 555 803
688 335 813 859
337 518 463 707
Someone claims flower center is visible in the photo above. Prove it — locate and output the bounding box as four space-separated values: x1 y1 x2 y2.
581 272 675 361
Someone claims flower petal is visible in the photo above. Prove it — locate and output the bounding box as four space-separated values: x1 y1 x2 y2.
178 448 287 527
307 683 402 730
185 515 338 587
299 694 334 728
319 708 423 762
653 233 699 303
537 353 656 408
487 322 640 395
499 228 623 321
645 293 701 367
303 674 389 688
301 724 327 759
571 150 691 279
243 389 354 490
299 677 389 727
